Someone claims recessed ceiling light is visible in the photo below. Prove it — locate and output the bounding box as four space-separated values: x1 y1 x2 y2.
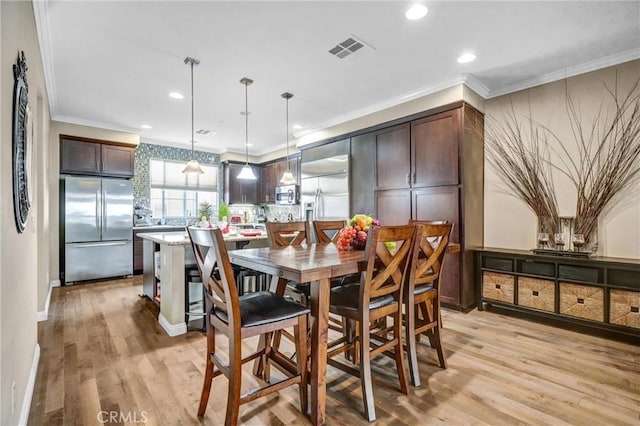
292 124 303 130
457 53 476 64
406 4 428 20
246 143 253 147
140 124 152 129
169 92 184 99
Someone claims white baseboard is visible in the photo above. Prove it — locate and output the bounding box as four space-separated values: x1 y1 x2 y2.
37 280 57 322
158 313 187 336
19 343 40 426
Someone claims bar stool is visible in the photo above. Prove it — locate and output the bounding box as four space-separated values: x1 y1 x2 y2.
185 264 206 331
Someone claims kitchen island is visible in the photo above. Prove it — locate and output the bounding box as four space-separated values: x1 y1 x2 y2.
139 230 268 336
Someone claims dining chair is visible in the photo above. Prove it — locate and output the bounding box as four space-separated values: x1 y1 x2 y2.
187 227 309 425
326 224 416 422
312 219 346 243
404 221 452 387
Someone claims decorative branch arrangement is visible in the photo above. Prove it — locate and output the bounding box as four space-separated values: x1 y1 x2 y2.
484 103 560 241
484 75 640 251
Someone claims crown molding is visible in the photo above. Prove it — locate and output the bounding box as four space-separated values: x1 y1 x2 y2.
33 0 57 116
461 73 490 99
487 48 640 98
52 113 143 136
294 77 469 140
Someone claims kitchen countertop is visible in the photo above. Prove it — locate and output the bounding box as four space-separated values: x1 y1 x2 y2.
133 223 266 231
138 231 268 246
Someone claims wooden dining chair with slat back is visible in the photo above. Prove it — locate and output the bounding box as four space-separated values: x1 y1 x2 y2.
404 221 452 387
266 221 313 304
187 227 309 425
326 224 417 422
313 219 346 243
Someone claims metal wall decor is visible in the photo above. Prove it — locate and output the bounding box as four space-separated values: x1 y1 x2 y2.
12 51 30 233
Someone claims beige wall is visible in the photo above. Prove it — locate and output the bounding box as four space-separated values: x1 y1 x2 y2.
1 1 50 424
484 60 640 258
49 122 139 280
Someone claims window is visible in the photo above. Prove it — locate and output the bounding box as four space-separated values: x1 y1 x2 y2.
149 159 218 219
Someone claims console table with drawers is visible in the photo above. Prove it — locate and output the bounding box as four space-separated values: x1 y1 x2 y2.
475 248 640 338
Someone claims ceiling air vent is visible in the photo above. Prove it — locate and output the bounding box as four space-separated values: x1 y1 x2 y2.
328 35 373 60
196 128 212 135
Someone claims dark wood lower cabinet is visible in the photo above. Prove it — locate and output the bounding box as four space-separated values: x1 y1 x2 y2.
375 190 411 226
476 248 640 339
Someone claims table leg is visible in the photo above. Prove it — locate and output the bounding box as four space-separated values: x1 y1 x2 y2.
252 275 288 377
310 278 329 426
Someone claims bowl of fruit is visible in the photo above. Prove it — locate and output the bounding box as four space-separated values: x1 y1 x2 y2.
336 214 379 251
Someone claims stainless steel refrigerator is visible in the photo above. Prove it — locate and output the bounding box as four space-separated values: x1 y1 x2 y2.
300 154 349 221
63 176 133 284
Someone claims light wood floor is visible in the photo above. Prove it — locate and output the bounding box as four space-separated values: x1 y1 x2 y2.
29 276 640 425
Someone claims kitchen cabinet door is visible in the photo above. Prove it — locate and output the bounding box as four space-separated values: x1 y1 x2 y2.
351 132 375 216
60 138 101 174
259 163 277 204
101 144 135 177
412 186 460 242
411 109 460 187
412 186 461 307
375 189 411 226
375 123 410 190
226 163 258 204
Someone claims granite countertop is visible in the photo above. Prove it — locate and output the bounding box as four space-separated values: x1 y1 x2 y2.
138 231 268 246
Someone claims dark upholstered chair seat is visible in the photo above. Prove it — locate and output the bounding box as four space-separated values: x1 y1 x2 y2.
330 284 394 317
214 291 310 328
413 283 434 296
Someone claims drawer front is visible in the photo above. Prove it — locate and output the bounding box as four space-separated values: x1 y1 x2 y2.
518 277 555 312
559 282 604 322
482 272 515 304
610 289 640 329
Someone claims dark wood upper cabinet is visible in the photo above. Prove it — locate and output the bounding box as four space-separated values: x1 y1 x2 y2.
60 138 102 174
411 109 460 187
258 157 299 204
351 132 376 216
259 162 277 204
225 163 258 205
101 144 135 177
374 124 411 190
60 137 135 177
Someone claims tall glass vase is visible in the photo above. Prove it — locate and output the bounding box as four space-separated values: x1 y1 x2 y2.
537 216 559 247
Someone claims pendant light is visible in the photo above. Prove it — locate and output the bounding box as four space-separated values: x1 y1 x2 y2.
279 92 297 185
237 77 257 180
182 57 204 174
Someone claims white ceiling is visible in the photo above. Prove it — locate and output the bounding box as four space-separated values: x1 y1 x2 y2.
36 1 640 156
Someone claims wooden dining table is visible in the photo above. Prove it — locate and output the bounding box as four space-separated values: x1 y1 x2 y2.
228 241 460 425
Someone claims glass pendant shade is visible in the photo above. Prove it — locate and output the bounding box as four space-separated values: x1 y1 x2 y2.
280 91 295 184
182 57 204 175
182 159 204 174
237 77 257 180
279 170 296 185
237 164 257 180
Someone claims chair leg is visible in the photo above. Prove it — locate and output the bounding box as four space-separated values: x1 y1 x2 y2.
393 310 409 394
405 300 421 387
263 332 273 382
358 318 376 422
197 326 216 417
431 326 447 369
225 337 243 426
294 314 308 414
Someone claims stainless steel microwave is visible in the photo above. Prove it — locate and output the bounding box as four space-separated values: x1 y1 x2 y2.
275 185 299 205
